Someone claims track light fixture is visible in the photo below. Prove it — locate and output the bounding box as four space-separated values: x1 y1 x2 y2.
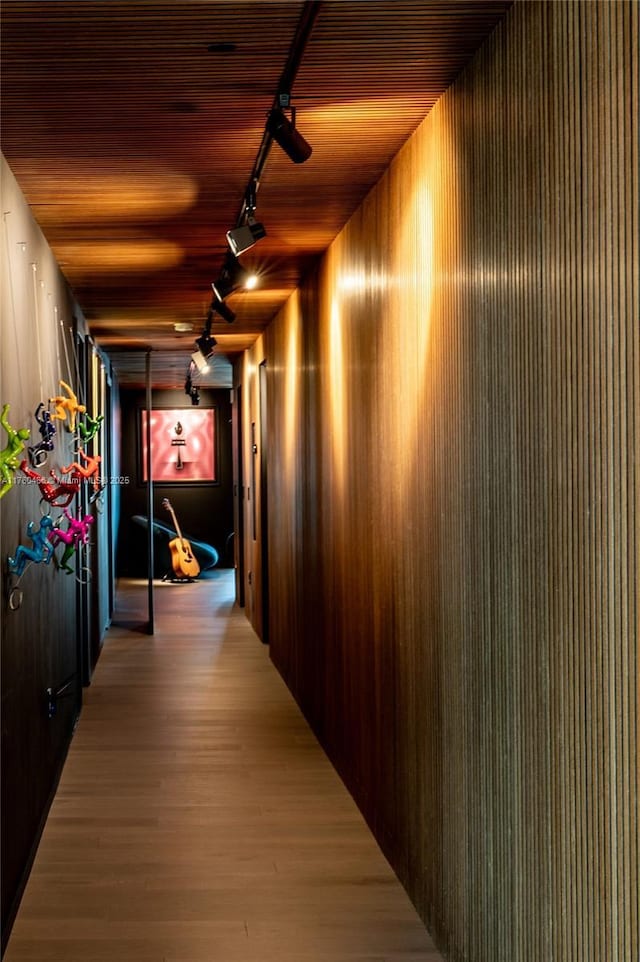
226 217 266 256
266 103 312 164
210 294 236 324
211 272 231 303
195 331 217 359
227 178 267 256
191 330 217 374
206 2 321 327
184 364 201 405
191 350 209 374
212 252 258 302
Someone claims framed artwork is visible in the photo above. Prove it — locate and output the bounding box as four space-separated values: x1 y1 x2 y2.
140 408 216 482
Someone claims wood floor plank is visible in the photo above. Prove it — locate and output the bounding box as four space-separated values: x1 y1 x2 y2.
4 572 442 962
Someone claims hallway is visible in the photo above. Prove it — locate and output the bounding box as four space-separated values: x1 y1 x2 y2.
1 4 637 958
4 572 442 962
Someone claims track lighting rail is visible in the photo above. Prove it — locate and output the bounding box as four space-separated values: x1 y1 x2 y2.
205 0 323 328
234 0 323 227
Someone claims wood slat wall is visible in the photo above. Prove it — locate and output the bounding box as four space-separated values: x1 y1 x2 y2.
238 2 638 960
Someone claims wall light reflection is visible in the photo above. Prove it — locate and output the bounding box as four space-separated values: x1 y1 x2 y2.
338 268 389 294
329 296 346 494
391 178 434 491
284 294 300 476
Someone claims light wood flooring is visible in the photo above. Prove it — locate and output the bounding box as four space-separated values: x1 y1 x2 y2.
4 571 443 962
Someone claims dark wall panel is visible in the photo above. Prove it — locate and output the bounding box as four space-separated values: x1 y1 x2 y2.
239 3 638 960
1 158 82 947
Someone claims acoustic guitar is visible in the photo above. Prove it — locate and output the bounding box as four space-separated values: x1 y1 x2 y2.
162 498 200 580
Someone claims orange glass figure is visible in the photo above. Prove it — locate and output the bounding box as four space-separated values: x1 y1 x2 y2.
49 380 86 432
0 404 30 498
61 447 102 493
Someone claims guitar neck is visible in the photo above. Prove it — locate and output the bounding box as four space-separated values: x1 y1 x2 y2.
165 503 183 542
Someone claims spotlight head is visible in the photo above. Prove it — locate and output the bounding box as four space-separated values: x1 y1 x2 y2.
266 107 312 164
211 277 231 302
226 218 267 256
210 292 236 324
191 350 210 374
195 331 217 359
212 252 258 300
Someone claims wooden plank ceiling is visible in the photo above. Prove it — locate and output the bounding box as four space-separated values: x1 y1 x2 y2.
1 0 511 387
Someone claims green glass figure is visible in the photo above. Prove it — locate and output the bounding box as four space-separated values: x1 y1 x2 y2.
77 412 104 444
0 404 30 498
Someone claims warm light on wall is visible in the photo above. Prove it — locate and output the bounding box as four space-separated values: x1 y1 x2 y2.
337 268 389 294
328 295 346 495
283 294 300 477
391 179 435 476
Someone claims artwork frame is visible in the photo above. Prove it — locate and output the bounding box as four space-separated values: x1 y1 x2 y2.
139 407 217 484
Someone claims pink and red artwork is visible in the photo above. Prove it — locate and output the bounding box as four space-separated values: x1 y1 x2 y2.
140 409 216 482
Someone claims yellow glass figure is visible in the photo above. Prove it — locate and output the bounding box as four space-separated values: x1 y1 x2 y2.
49 380 86 432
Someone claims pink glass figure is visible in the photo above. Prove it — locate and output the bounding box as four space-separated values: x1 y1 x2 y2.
49 380 86 432
48 507 93 574
0 404 30 498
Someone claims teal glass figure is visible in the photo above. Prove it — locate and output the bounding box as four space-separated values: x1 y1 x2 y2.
7 516 55 577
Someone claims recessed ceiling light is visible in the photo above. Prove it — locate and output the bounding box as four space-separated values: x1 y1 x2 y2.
174 322 193 333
